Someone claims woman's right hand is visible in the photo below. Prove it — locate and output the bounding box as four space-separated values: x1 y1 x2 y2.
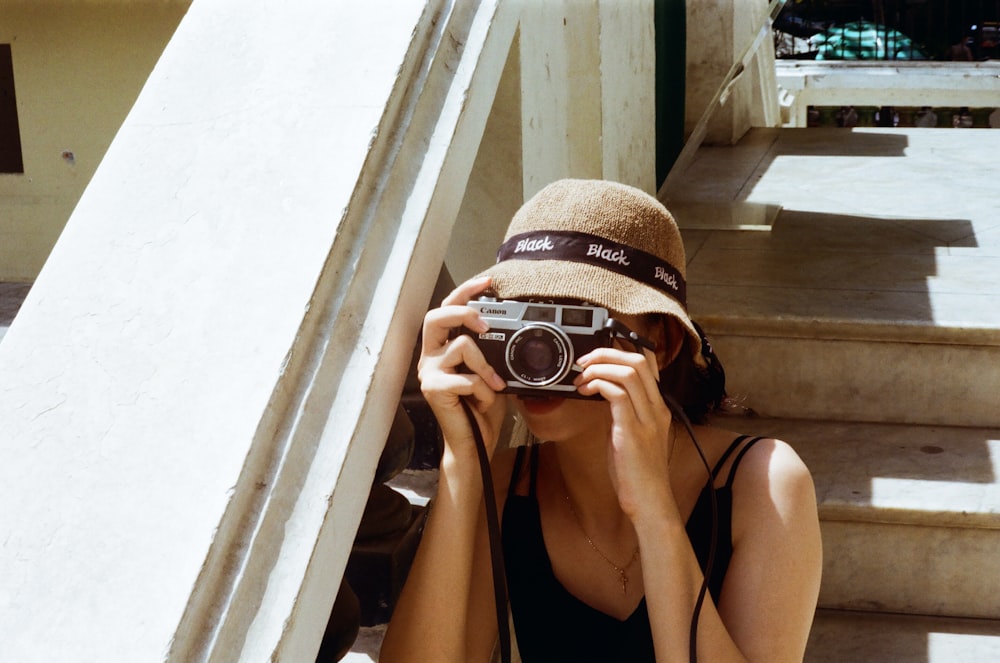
418 276 509 462
382 276 512 663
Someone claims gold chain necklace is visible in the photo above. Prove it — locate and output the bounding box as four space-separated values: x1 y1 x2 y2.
563 493 641 594
554 425 677 595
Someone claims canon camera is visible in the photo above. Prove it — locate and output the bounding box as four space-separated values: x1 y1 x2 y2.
464 298 615 399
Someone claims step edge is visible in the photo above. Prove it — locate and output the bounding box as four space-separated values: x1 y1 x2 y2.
710 415 1000 527
697 313 1000 347
819 503 1000 530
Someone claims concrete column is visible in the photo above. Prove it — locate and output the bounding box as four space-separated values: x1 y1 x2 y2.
686 0 778 145
520 0 656 197
0 0 519 660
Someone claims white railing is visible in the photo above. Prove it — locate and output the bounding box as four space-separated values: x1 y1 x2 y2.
777 60 1000 127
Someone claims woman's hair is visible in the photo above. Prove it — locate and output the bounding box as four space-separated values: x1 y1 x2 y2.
656 318 727 425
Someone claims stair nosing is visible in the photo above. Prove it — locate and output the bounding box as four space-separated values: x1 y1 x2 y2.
695 312 1000 347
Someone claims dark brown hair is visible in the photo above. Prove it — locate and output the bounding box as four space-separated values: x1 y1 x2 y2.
657 319 727 425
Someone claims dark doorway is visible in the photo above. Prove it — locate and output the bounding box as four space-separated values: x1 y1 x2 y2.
0 44 24 174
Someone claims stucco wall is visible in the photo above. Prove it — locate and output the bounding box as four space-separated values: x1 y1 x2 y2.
0 0 190 281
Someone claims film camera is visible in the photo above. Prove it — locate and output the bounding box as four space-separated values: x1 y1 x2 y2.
464 298 616 399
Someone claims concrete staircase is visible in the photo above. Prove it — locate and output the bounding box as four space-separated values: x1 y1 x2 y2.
672 127 1000 661
342 126 1000 662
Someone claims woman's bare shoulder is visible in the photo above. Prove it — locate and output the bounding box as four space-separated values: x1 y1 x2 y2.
732 435 813 496
710 429 818 543
693 423 813 485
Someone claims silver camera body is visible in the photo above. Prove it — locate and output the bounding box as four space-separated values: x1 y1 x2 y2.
465 298 613 398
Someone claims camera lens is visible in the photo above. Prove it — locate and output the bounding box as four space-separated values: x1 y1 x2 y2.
506 324 571 387
521 336 555 372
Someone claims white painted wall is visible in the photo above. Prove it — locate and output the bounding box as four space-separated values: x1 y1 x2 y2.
447 31 523 284
449 0 659 287
685 0 778 146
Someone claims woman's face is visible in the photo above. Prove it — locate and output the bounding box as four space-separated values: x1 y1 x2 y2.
512 392 609 445
509 309 672 444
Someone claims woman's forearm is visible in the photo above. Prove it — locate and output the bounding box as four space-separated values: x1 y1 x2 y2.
635 506 749 663
379 446 486 663
636 441 821 663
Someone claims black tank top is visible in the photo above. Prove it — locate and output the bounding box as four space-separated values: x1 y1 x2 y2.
501 435 763 662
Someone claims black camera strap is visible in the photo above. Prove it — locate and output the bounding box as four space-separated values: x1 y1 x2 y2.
661 392 718 663
458 397 511 663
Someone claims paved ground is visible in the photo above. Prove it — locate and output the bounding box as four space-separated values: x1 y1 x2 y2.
0 282 30 343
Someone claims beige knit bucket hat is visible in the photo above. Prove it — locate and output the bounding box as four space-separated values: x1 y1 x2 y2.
478 179 706 368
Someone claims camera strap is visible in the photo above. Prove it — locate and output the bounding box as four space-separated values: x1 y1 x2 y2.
458 397 512 663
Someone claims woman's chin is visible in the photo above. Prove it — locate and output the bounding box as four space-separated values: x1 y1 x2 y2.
516 394 566 416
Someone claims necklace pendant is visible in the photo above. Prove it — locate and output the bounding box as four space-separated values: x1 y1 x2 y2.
620 570 628 594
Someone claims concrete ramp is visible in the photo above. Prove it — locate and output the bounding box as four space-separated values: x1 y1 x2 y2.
0 1 518 660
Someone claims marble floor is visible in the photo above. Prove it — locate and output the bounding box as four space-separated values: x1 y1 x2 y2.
807 608 1000 662
663 126 1000 429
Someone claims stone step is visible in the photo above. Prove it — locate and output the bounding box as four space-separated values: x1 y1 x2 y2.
669 127 1000 428
684 208 1000 428
719 415 1000 619
805 609 1000 663
346 609 1000 662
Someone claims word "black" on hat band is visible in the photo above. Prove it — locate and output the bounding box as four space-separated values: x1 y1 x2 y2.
496 230 687 307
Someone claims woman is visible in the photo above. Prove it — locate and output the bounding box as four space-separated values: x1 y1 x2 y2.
380 179 822 662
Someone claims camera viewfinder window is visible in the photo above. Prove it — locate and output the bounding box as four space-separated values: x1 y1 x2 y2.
561 308 593 327
524 306 557 323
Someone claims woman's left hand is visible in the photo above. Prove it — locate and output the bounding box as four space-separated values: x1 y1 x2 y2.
573 345 678 522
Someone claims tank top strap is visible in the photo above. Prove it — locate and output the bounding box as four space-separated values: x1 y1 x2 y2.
506 444 542 499
710 435 752 481
507 445 528 500
724 436 765 490
528 444 540 497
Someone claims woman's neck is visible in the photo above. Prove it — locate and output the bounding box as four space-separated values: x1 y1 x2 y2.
548 436 627 531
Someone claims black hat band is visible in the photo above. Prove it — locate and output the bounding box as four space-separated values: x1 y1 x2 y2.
496 230 687 307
